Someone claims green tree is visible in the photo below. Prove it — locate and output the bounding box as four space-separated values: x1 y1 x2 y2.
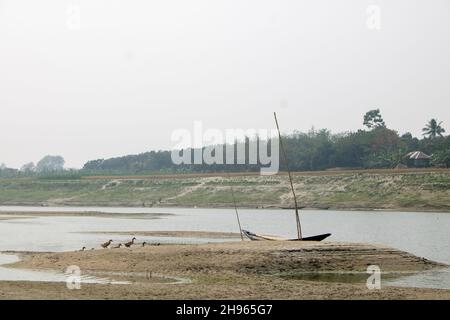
20 162 35 173
422 119 445 139
363 109 386 129
432 149 450 168
36 155 65 173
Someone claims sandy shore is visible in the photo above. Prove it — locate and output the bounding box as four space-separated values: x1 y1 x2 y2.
1 204 449 213
1 169 449 212
81 230 242 239
1 241 449 300
0 211 171 219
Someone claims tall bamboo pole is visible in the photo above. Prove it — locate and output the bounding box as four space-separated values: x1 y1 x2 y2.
274 112 302 240
228 173 244 241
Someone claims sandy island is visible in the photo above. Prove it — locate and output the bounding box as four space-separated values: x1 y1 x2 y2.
0 211 172 219
1 240 449 300
80 230 242 239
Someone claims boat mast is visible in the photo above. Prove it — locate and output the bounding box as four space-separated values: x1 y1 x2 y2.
228 173 244 241
274 112 302 240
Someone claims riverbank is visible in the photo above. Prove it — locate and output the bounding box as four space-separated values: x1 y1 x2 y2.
1 241 449 299
0 211 171 219
0 170 449 212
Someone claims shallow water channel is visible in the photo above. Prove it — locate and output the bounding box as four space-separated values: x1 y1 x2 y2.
0 206 448 289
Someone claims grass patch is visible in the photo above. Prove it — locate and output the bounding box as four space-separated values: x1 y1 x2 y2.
0 172 448 210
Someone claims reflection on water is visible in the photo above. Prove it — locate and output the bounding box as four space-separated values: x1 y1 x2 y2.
280 271 373 283
0 254 128 284
279 269 450 290
386 268 450 290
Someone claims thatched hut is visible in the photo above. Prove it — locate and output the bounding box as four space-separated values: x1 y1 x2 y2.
405 151 431 168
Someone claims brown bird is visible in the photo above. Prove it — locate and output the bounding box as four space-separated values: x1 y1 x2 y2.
142 242 146 247
113 244 122 249
101 240 113 249
79 246 86 252
124 237 136 248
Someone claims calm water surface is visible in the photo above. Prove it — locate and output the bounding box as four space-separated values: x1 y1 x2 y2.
0 206 448 289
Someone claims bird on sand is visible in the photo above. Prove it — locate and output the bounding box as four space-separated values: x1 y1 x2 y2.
101 240 113 248
113 244 122 249
124 237 136 248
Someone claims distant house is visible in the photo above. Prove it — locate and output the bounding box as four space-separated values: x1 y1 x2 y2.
405 151 431 168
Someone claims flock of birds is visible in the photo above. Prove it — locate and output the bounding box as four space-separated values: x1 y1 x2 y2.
79 237 161 251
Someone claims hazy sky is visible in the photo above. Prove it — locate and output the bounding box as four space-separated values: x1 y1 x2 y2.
1 0 449 168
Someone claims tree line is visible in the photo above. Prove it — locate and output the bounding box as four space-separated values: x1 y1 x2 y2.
82 110 449 173
1 110 449 178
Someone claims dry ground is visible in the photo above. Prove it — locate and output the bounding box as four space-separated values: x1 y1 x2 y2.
1 169 449 210
2 241 449 300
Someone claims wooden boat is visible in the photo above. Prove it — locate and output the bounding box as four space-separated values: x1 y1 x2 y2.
233 113 332 242
242 230 331 242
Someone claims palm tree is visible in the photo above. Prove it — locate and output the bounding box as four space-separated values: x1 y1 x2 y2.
422 119 445 139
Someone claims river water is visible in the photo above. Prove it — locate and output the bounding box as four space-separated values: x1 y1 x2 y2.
0 206 449 289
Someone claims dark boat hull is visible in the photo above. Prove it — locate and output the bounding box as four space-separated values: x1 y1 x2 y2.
291 233 332 241
242 230 331 242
